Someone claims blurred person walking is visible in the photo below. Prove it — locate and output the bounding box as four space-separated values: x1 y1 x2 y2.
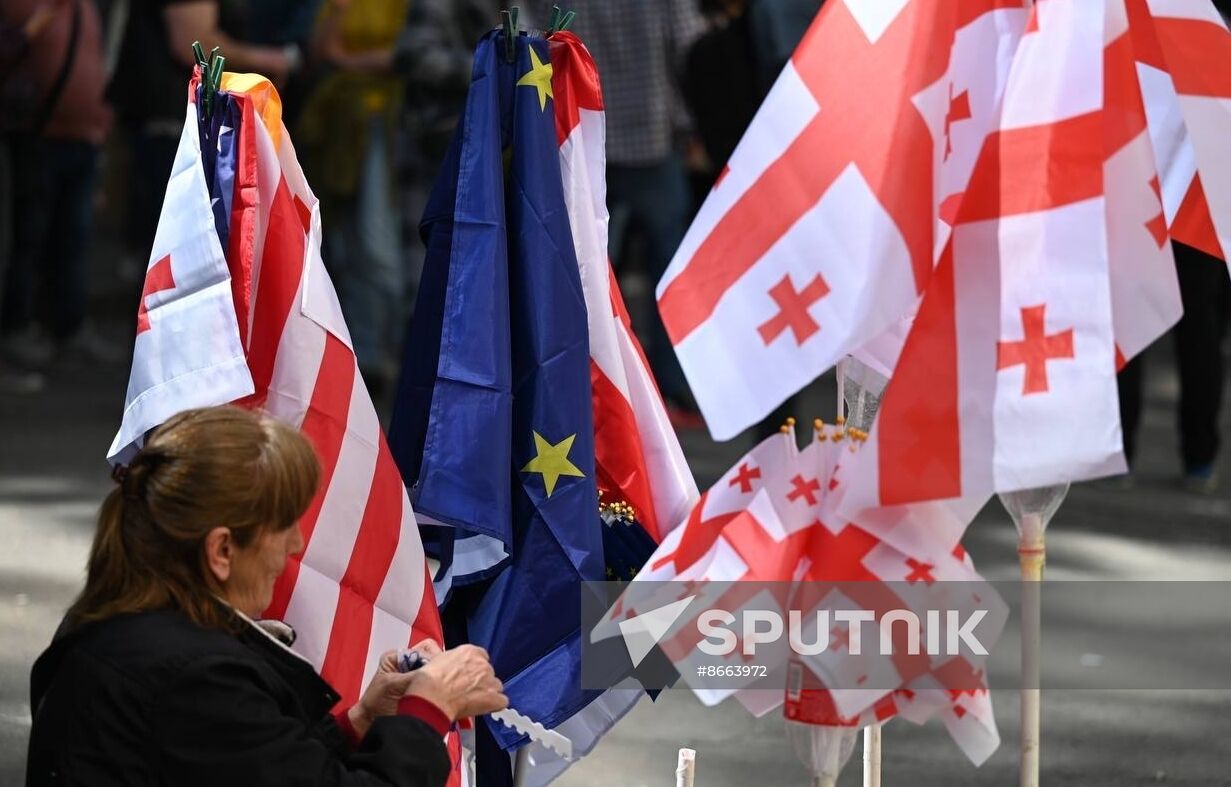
0 1 63 392
0 0 114 372
109 0 302 294
299 0 412 390
1119 243 1231 493
391 0 499 321
245 0 326 124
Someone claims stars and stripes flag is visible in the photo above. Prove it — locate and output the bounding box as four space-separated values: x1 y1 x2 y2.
656 0 1031 440
108 70 444 730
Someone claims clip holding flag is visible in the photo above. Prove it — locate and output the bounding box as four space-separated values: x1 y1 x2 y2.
190 41 226 120
546 6 576 35
500 7 520 63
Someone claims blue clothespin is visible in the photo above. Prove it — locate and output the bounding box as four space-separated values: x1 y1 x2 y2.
397 649 426 673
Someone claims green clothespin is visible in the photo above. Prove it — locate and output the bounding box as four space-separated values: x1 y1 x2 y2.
500 7 520 63
547 5 562 34
559 10 576 32
192 41 206 67
202 54 225 120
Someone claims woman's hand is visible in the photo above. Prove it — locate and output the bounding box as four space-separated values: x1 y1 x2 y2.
405 644 508 722
347 639 506 737
347 659 418 738
347 640 446 736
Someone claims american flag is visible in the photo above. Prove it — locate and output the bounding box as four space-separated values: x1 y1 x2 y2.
108 71 442 711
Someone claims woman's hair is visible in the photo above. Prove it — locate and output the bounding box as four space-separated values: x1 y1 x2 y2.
67 406 320 631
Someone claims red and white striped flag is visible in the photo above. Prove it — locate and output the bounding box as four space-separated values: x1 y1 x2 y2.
110 74 443 713
656 0 1030 439
548 32 698 543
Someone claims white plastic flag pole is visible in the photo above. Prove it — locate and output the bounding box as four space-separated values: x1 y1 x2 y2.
512 747 529 787
998 483 1068 787
787 721 859 787
838 357 888 787
862 724 883 787
676 748 696 787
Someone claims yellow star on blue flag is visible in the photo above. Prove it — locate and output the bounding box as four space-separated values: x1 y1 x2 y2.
521 431 584 496
516 46 554 111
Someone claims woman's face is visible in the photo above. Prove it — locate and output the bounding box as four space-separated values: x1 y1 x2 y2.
223 524 304 618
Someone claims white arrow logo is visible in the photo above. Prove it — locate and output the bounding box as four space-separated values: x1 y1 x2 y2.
617 595 697 667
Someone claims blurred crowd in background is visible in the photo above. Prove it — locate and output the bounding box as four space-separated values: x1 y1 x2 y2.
0 0 819 400
1 0 1228 489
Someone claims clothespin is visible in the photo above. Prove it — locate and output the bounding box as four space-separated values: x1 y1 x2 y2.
547 5 562 33
206 55 224 120
558 10 576 31
192 41 226 121
500 7 520 63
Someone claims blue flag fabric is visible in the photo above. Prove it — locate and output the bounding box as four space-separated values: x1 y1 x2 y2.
388 29 605 776
195 87 242 252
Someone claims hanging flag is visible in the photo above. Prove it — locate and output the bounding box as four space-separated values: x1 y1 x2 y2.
511 31 702 786
656 0 1030 439
842 0 1126 512
600 426 1004 764
388 31 606 786
548 31 698 545
106 96 253 464
1128 0 1231 261
1105 0 1182 366
109 71 444 722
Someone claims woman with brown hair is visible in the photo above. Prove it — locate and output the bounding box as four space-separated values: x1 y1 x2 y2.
26 405 506 786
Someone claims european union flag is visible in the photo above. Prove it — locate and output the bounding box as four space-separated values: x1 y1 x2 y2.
388 29 604 782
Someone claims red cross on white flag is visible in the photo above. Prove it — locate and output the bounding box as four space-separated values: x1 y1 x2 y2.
656 0 1031 440
996 304 1076 395
108 104 253 463
837 0 1130 513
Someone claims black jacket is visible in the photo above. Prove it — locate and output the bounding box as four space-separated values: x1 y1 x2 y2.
26 609 451 787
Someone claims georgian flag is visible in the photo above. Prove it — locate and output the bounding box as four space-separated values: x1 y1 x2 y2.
656 0 1030 440
107 101 253 463
603 428 1005 764
1129 0 1231 262
840 0 1131 515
